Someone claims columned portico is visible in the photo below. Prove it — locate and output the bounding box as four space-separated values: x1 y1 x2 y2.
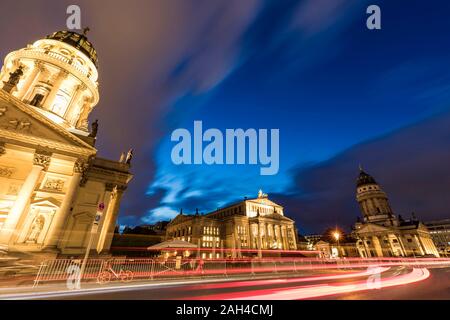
0 151 50 248
43 159 85 248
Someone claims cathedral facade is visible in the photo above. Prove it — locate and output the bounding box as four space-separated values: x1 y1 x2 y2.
353 168 439 257
165 190 298 258
0 30 132 259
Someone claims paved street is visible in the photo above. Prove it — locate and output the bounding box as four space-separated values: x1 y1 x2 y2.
3 266 449 300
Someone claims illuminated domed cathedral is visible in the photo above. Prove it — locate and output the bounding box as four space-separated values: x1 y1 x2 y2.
0 30 132 259
353 167 439 257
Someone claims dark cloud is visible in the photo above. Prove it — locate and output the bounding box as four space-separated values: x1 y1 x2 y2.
0 0 262 224
272 110 450 234
2 1 449 234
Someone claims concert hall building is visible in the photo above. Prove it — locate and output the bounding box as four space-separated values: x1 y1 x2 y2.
165 190 299 258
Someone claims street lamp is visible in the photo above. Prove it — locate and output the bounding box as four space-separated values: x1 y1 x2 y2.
333 231 341 258
79 201 105 285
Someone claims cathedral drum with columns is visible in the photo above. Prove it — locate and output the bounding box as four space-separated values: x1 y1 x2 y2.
0 30 133 259
353 167 439 258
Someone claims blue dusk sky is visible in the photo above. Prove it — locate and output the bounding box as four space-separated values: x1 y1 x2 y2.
1 0 450 234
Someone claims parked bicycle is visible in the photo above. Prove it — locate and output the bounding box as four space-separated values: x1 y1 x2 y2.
97 260 134 284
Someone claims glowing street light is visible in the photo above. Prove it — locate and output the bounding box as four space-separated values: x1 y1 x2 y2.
333 231 341 258
333 232 340 241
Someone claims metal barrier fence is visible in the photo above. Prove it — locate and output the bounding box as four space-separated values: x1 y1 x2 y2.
33 257 450 287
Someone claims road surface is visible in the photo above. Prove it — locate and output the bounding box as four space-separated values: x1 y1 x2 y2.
4 266 449 300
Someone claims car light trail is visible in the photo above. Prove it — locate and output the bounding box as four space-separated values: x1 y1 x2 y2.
181 267 390 291
191 268 430 300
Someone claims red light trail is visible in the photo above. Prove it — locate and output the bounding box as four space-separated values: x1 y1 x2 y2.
188 267 430 300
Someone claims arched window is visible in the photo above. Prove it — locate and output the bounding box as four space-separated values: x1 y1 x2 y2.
51 94 69 117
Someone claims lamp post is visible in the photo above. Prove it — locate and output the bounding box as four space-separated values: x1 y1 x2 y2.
333 231 341 258
79 202 104 285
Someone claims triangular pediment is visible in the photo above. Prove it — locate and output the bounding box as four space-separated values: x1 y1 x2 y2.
169 214 193 225
247 198 283 208
0 90 96 156
31 197 61 208
356 223 392 234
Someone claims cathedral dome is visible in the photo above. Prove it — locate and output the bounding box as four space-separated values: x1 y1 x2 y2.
1 28 100 133
356 169 377 187
46 29 98 67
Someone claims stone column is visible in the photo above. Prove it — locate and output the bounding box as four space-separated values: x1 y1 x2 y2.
278 225 284 250
0 151 50 248
96 185 124 253
257 223 262 258
44 159 85 248
43 70 68 110
231 221 236 258
282 226 289 250
362 237 371 257
372 236 384 257
289 227 297 250
16 63 43 100
212 234 216 258
249 223 258 249
236 225 242 258
396 235 407 257
413 235 425 256
65 84 87 122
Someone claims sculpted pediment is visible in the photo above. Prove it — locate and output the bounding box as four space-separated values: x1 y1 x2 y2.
0 91 95 156
356 223 392 234
31 197 61 208
169 214 193 225
248 198 283 208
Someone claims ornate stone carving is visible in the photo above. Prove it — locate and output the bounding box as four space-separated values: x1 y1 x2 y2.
2 118 32 132
105 183 116 192
0 106 7 116
0 145 5 156
33 151 51 170
2 65 24 93
7 183 21 195
88 119 99 138
0 166 14 178
25 215 45 243
79 156 94 187
43 178 65 192
74 159 88 174
105 183 127 193
35 61 46 72
76 98 94 131
125 149 133 165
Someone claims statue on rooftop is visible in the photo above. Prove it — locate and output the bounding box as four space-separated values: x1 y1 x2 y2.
88 119 99 138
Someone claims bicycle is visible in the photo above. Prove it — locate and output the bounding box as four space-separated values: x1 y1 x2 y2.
97 261 134 284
